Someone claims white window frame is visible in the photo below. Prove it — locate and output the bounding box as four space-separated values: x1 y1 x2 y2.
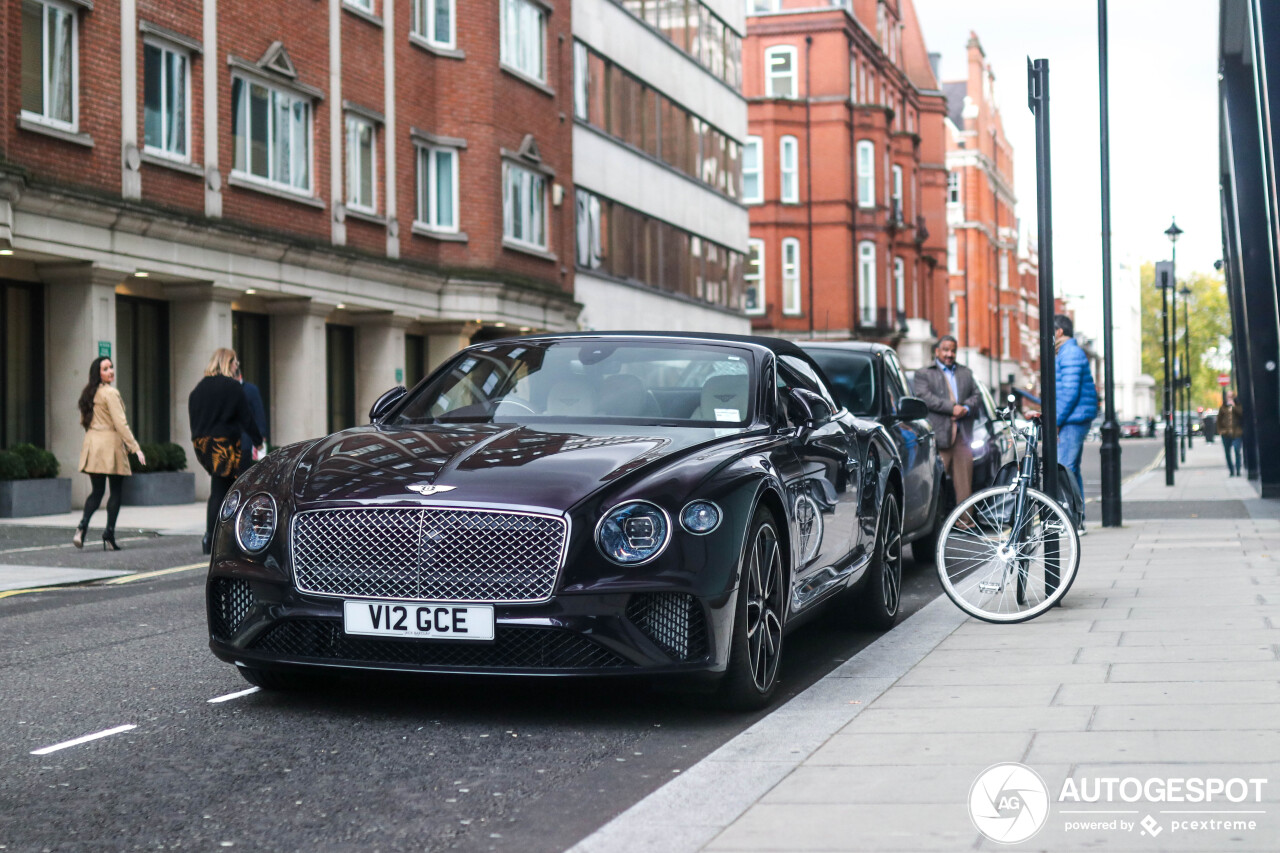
947 171 961 205
345 114 377 213
764 45 797 99
1002 311 1011 359
949 300 959 337
893 256 905 317
947 232 959 274
742 136 763 204
572 41 588 121
858 241 876 327
346 0 374 11
779 135 799 203
231 75 314 195
21 0 79 131
891 164 903 221
503 159 548 251
142 38 191 162
999 250 1009 291
500 0 547 83
856 140 875 208
413 0 456 50
745 238 766 316
415 144 459 233
781 237 801 316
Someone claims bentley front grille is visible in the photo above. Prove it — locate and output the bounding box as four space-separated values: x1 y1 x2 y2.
251 620 631 670
291 508 567 603
626 593 709 661
210 577 254 640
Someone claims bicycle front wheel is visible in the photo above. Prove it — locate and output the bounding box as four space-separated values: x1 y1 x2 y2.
935 486 1080 623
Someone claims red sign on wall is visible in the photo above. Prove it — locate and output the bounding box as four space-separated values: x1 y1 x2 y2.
1218 373 1231 387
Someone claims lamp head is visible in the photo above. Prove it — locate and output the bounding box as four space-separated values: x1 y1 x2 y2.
1165 219 1183 244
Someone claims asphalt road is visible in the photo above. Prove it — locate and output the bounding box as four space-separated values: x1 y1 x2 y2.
1079 436 1164 505
0 527 942 853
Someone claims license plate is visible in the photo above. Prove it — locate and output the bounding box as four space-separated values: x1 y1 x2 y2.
343 600 495 641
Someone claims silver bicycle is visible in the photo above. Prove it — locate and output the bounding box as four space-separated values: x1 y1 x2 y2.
935 412 1080 623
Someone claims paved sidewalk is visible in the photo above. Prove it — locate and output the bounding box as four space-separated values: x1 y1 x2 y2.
0 501 207 536
571 440 1280 852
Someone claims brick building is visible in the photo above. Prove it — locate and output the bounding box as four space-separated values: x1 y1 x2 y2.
942 31 1039 392
741 0 949 366
2 0 583 505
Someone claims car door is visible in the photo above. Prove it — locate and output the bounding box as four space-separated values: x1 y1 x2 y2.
773 354 863 596
882 351 934 534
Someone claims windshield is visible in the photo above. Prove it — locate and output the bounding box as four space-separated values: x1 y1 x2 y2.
804 350 877 416
392 340 757 426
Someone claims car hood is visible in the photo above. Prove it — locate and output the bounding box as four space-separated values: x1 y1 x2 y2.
290 423 749 512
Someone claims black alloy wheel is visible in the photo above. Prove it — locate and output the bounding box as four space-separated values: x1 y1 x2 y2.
718 506 785 710
856 492 903 630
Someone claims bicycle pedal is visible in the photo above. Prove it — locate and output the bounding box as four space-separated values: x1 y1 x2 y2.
978 581 1002 593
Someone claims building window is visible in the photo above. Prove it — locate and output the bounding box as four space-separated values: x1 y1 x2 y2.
143 41 189 160
858 241 876 327
416 144 458 232
572 41 588 120
743 136 763 204
346 0 374 11
574 188 744 310
949 300 958 337
1001 311 1011 359
231 77 312 192
893 256 905 317
999 251 1009 290
503 160 547 250
780 135 799 203
947 232 959 273
856 140 875 207
21 0 77 129
500 0 546 83
413 0 454 49
618 0 740 88
947 171 960 204
345 115 376 213
781 237 801 315
745 239 765 315
765 46 797 98
890 164 903 222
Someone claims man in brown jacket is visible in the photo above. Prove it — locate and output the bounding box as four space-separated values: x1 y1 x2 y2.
913 336 982 506
1217 391 1244 476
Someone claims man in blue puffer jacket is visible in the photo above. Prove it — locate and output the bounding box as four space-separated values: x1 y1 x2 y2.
1054 314 1098 514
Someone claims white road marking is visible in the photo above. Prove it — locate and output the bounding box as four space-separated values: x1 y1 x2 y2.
30 724 137 755
208 687 260 704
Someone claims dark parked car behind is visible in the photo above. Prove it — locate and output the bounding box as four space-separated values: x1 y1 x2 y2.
802 342 949 561
969 381 1018 491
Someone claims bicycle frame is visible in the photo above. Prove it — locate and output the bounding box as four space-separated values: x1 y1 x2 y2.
1001 414 1061 597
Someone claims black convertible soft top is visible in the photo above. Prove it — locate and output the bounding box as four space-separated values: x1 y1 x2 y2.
506 330 814 361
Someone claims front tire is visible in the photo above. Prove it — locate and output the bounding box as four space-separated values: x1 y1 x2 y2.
856 492 904 630
717 507 785 711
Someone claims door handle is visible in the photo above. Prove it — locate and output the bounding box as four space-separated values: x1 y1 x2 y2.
845 457 859 472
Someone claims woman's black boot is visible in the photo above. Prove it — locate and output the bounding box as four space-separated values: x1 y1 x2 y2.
102 528 121 551
202 532 211 555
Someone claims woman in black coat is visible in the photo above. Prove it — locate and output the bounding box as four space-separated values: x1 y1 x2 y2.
190 348 262 553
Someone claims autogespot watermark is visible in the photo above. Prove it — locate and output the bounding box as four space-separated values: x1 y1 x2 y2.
968 764 1269 844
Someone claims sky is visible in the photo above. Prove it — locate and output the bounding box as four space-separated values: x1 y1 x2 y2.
913 0 1221 340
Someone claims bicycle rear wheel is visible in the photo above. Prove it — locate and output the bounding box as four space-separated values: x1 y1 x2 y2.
935 486 1080 623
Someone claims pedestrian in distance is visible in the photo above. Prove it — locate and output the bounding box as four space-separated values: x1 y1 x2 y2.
913 335 981 523
1217 390 1244 477
189 348 262 555
1054 314 1098 530
234 364 269 478
74 356 146 551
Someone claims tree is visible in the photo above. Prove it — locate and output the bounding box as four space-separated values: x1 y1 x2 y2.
1140 262 1233 410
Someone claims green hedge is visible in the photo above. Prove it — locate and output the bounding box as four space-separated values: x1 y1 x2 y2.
0 444 60 481
129 442 188 473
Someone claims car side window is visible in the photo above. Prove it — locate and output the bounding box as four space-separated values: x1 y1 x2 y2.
778 354 840 413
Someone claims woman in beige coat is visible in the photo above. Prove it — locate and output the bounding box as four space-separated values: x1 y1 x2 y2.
75 356 146 550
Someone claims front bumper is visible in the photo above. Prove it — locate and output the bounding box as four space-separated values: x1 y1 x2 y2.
207 569 732 678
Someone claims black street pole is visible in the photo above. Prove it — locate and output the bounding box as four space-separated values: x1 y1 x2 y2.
1097 0 1122 526
1177 283 1187 462
1160 267 1175 484
1181 284 1193 452
1028 59 1058 515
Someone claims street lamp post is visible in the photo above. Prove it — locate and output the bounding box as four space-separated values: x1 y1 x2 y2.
1177 281 1187 455
1163 219 1183 483
1097 0 1122 527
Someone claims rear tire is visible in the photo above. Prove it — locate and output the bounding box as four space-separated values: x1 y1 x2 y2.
717 506 785 711
856 492 903 630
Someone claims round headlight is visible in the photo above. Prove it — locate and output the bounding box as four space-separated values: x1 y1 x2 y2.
235 493 277 554
219 489 241 522
596 501 670 565
680 500 722 534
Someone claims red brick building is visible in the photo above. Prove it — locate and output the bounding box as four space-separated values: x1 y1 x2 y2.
742 0 949 367
942 32 1039 391
1 0 579 505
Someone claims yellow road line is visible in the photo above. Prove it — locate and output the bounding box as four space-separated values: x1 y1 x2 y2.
101 563 207 584
0 585 66 599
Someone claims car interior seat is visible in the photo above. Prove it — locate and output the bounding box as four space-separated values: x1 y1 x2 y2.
692 374 750 422
544 378 596 416
598 373 662 418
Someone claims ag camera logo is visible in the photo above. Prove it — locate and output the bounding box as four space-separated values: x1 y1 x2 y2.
969 762 1051 844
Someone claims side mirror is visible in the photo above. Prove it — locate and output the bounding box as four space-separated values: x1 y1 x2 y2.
369 385 408 424
895 396 929 421
788 387 832 428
